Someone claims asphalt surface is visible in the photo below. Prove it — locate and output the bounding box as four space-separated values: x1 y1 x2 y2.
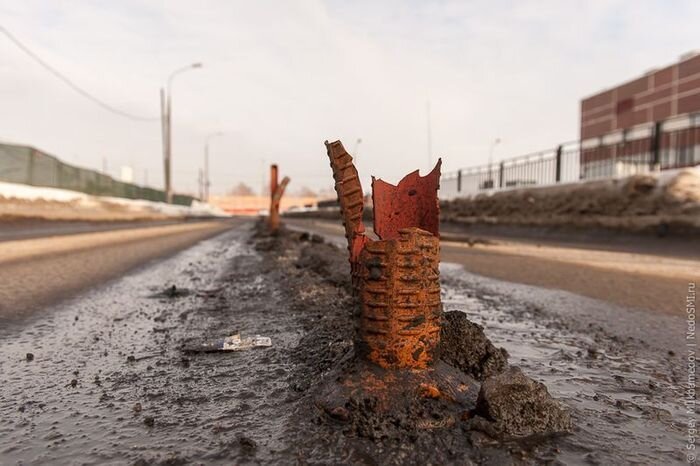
0 218 242 322
285 217 699 315
0 218 691 464
0 218 190 242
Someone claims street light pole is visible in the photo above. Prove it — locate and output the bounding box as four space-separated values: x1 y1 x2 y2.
204 131 223 202
353 138 362 163
198 168 204 200
488 137 501 187
160 88 168 201
162 62 202 203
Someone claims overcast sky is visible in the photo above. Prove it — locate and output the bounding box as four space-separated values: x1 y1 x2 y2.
1 0 698 196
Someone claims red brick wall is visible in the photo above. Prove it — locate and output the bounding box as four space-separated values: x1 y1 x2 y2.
581 54 700 140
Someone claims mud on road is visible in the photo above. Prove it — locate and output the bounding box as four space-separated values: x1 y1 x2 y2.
0 220 690 464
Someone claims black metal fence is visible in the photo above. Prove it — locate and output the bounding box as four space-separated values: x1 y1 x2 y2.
441 113 700 199
0 143 196 206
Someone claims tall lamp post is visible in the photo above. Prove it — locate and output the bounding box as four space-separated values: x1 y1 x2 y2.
487 137 501 187
161 62 202 203
353 138 362 163
204 131 224 202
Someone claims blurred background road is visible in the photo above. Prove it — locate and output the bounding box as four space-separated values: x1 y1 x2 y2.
286 217 698 316
0 218 240 321
2 214 695 325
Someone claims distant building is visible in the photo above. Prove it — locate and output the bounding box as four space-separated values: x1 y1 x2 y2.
119 166 134 183
209 195 317 216
580 52 700 178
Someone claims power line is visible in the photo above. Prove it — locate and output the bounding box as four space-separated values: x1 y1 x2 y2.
0 24 159 122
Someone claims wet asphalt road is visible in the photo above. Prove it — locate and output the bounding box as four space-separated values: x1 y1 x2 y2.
1 224 297 464
285 217 698 315
0 218 695 464
0 219 240 321
0 219 189 243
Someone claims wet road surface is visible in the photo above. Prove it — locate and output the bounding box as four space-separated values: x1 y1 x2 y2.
0 218 693 464
0 219 193 242
441 265 688 463
285 217 698 315
0 219 240 321
1 224 300 464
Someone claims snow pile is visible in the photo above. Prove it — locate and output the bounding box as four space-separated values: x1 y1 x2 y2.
0 181 229 221
0 181 86 203
441 166 700 234
663 167 700 204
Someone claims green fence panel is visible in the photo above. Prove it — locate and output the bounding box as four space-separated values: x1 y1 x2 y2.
0 144 32 183
0 143 196 206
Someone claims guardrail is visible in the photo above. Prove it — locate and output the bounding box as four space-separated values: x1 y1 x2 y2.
0 142 196 206
441 113 700 200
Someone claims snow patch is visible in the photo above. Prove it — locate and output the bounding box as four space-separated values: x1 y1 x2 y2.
0 181 229 219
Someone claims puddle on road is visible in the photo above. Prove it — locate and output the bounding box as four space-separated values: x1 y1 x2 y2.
440 262 689 465
0 227 300 465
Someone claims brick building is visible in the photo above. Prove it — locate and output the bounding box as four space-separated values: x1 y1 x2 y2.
580 52 700 178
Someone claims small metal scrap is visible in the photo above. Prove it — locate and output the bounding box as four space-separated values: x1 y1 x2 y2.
183 332 272 353
372 160 441 240
222 333 272 351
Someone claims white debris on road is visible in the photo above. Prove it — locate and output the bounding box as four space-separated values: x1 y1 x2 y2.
221 333 272 351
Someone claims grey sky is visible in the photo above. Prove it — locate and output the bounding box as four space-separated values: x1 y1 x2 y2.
1 0 698 196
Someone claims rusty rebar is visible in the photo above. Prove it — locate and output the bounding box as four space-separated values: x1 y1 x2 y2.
357 227 441 369
268 164 289 233
325 139 442 370
325 141 368 289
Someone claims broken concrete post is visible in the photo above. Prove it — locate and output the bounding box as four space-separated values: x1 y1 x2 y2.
268 164 290 233
325 140 442 369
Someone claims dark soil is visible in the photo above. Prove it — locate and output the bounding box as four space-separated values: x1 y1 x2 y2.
472 367 572 438
251 221 572 464
440 310 509 381
5 218 681 464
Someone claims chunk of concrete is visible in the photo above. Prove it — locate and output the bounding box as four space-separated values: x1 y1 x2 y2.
439 311 508 380
474 366 572 437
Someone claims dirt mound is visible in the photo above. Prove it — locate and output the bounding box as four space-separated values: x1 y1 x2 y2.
440 310 508 380
317 360 480 441
441 167 700 235
295 241 351 292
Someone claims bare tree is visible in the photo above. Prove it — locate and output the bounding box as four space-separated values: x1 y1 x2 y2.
228 182 255 196
295 186 317 197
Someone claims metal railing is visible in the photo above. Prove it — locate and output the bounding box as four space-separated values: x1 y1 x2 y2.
441 113 700 200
